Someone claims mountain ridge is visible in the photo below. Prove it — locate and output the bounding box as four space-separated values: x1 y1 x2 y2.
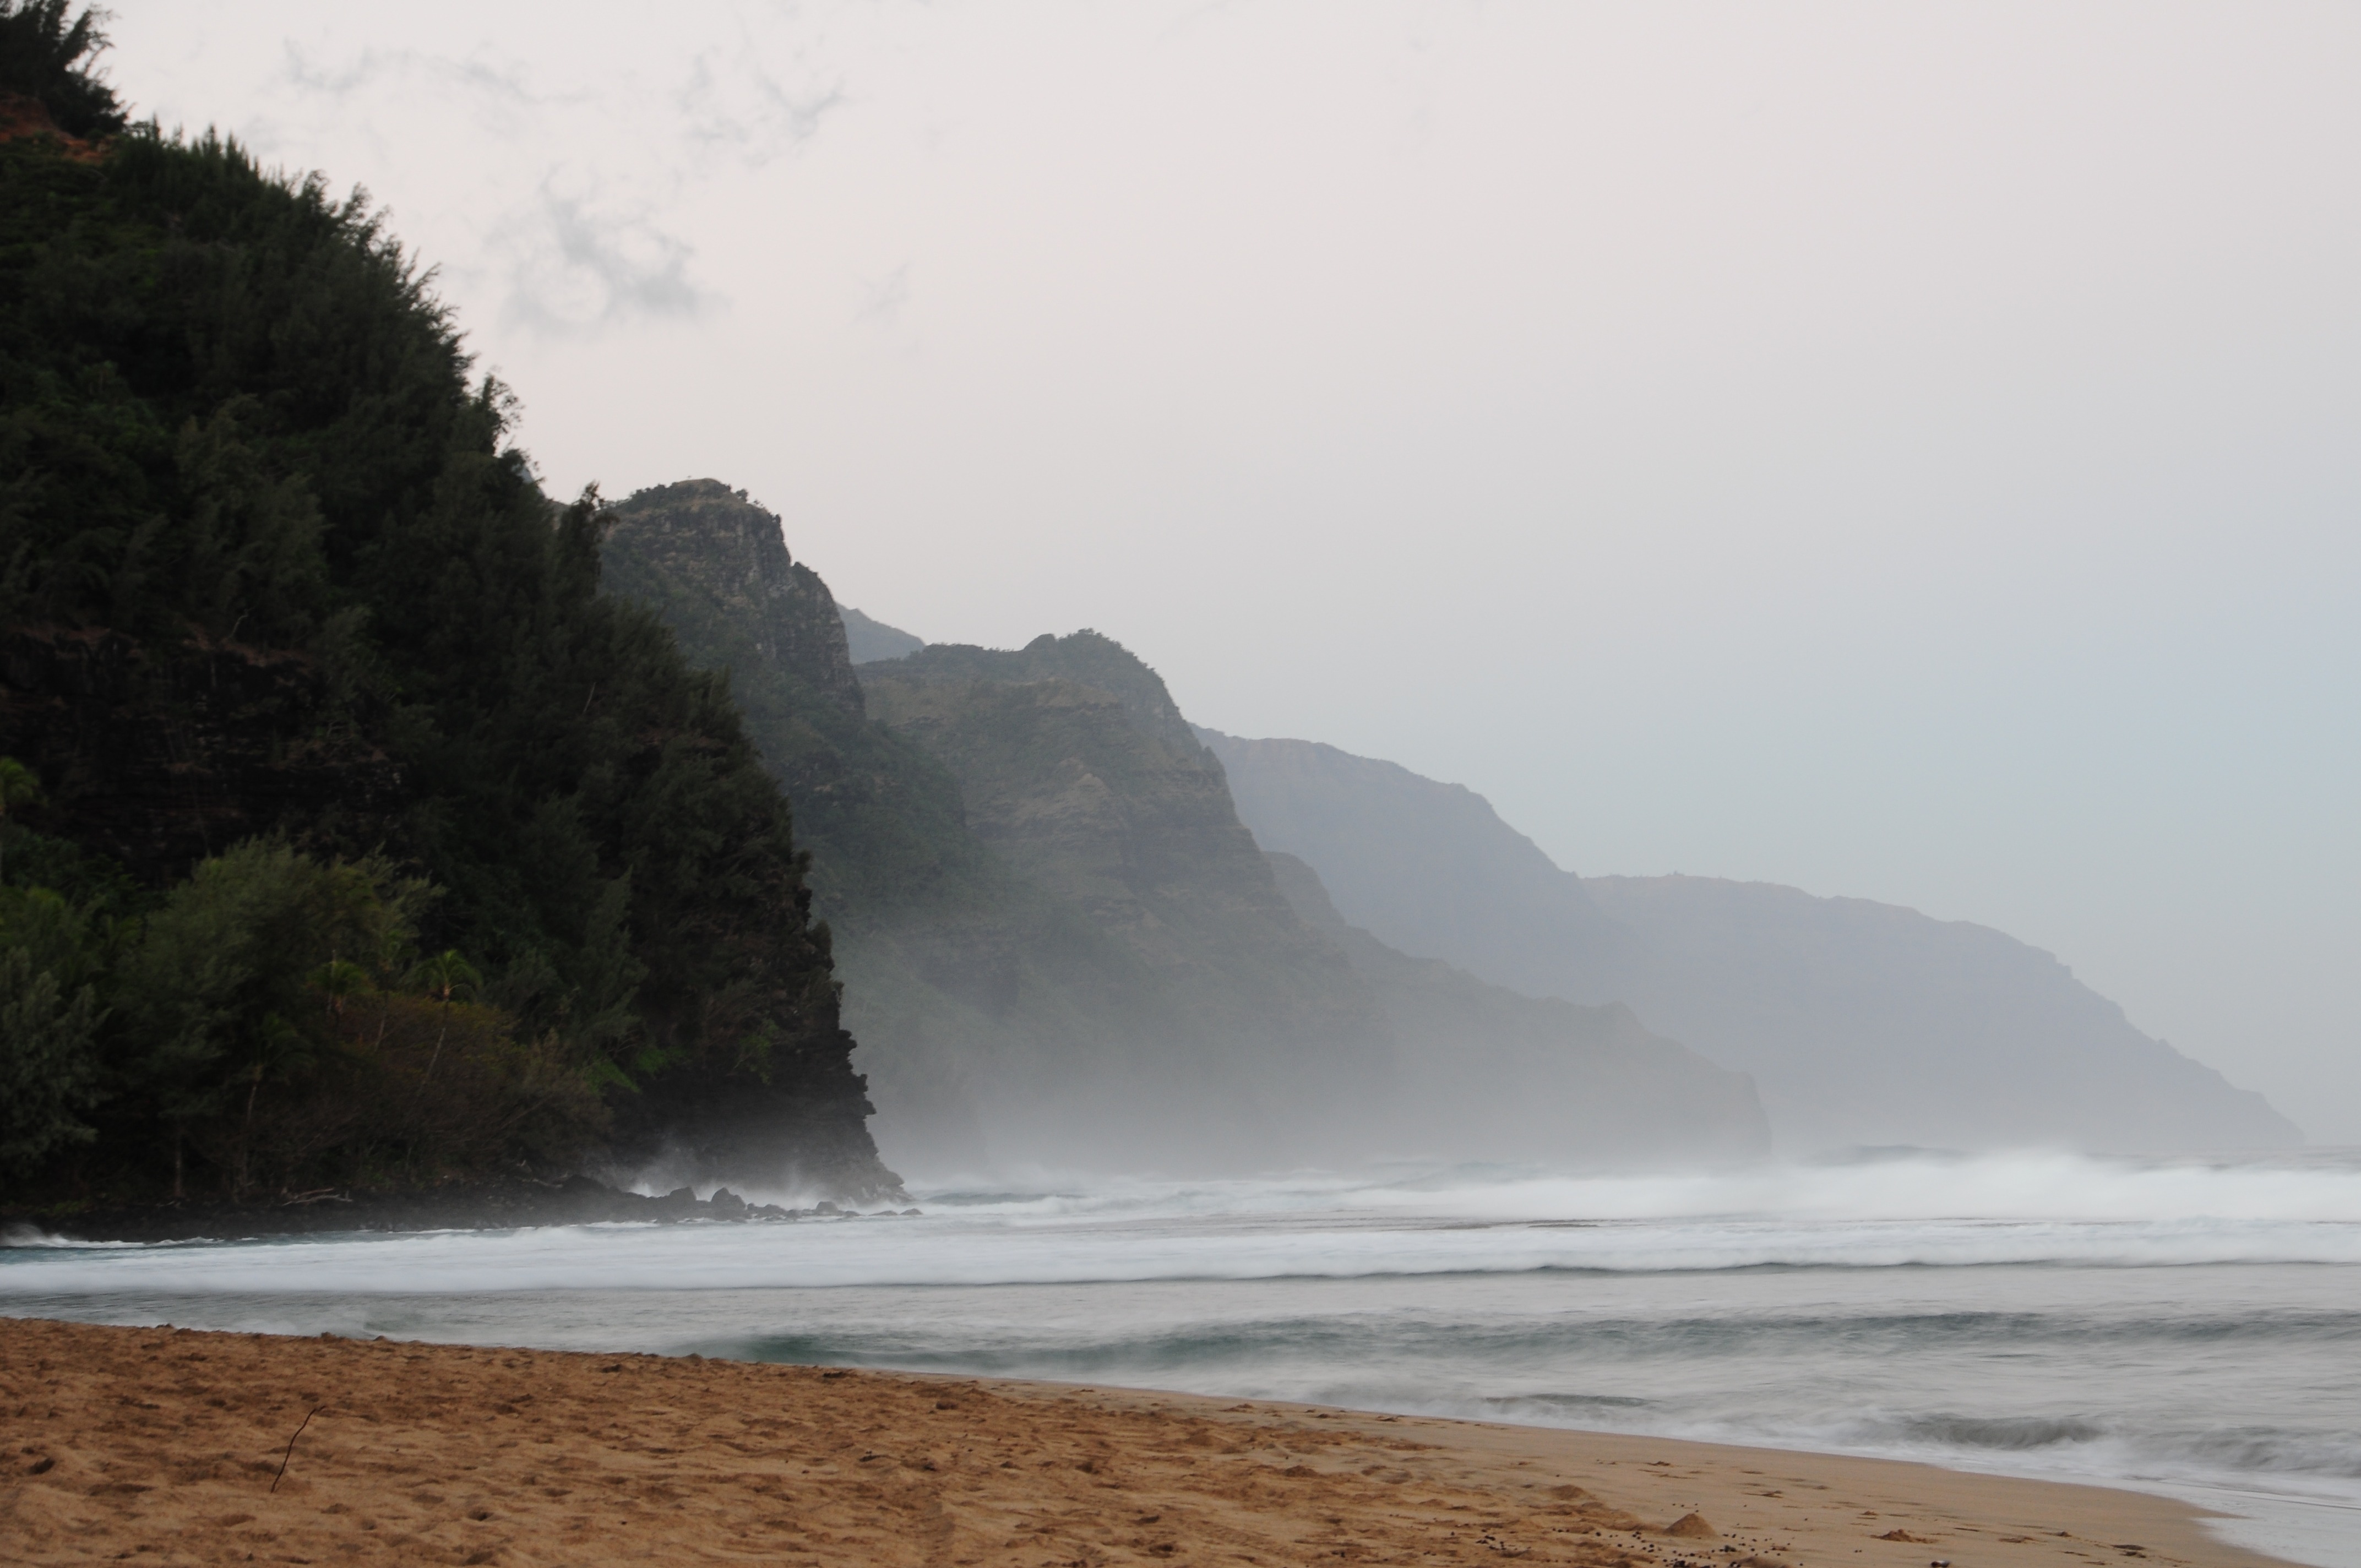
1199 727 2299 1153
596 487 1772 1174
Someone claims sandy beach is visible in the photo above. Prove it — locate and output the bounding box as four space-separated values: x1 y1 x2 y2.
0 1316 2287 1567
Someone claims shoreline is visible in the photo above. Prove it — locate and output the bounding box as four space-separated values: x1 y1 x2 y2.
0 1316 2298 1568
0 1174 915 1246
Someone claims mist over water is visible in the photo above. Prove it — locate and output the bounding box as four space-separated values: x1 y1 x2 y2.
8 1150 2359 1566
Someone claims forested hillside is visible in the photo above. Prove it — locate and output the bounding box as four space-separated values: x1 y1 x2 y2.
0 12 896 1206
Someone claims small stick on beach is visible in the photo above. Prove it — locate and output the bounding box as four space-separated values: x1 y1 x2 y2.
270 1403 327 1493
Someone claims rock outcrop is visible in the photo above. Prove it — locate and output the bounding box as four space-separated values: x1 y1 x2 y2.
601 480 866 715
859 635 1363 1033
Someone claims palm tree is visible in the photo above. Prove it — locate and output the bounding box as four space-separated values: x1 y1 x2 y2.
402 948 483 1120
308 959 372 1017
407 949 482 1007
0 756 45 885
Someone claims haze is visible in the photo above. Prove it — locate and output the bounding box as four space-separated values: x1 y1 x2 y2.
107 1 2361 1139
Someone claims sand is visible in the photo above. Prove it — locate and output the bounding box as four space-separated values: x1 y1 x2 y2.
2 1316 2285 1567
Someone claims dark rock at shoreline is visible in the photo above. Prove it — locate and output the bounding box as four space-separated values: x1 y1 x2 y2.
0 1175 907 1247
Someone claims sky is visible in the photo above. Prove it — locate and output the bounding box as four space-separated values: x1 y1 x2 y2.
105 2 2361 1140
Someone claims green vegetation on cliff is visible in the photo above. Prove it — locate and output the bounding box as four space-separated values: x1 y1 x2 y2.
0 20 892 1201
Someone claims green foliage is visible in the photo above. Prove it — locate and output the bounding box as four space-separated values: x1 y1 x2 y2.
0 52 877 1196
0 126 474 645
0 815 135 911
406 948 481 1005
0 1 124 139
0 834 607 1191
0 754 40 883
0 755 39 813
0 884 105 1168
113 840 425 1125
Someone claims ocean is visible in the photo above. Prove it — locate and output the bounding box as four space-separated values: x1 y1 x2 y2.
6 1148 2357 1566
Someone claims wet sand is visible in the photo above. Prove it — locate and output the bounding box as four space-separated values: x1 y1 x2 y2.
2 1316 2286 1566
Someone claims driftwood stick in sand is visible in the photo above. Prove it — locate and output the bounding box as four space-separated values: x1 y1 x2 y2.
270 1404 327 1493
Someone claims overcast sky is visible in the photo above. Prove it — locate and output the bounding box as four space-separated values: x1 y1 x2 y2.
108 2 2360 1140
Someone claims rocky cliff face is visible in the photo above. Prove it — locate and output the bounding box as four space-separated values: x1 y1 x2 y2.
856 634 1390 1167
599 480 973 918
1204 729 2302 1155
601 515 1210 1172
861 635 1358 1025
855 632 1769 1171
600 481 865 716
1203 728 1636 988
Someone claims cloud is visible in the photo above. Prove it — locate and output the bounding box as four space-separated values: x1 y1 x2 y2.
265 38 739 337
278 42 551 135
676 46 844 166
495 180 716 335
858 262 912 325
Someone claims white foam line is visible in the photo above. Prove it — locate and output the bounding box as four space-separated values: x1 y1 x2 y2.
5 1211 2360 1295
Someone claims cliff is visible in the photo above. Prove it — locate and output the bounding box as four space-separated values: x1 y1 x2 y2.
859 635 1362 1031
1573 874 2300 1153
1207 730 1636 989
601 492 1198 1169
594 514 1774 1175
600 482 981 926
861 635 1766 1169
856 635 1396 1166
1202 729 2301 1155
600 480 867 715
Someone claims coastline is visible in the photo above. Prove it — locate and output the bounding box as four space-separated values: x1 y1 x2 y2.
0 1316 2294 1568
0 1174 910 1246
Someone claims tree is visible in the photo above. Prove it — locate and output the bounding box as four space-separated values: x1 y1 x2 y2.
0 1 126 139
402 947 483 1108
0 756 43 885
0 886 105 1177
